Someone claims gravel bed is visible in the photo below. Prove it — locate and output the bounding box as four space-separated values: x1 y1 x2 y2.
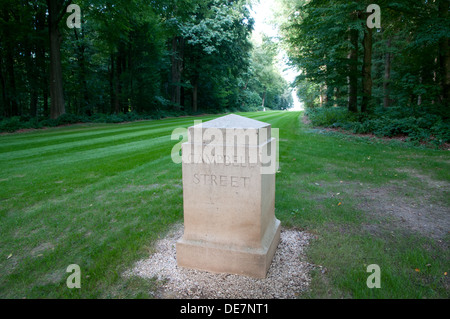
126 223 315 299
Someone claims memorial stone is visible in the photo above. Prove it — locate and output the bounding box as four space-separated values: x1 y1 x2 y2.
176 114 280 278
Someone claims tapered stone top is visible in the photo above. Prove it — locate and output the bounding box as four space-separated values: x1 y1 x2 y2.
188 114 271 146
193 114 270 129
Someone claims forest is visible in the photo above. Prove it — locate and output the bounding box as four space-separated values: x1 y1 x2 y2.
0 0 448 146
0 0 292 132
278 0 449 146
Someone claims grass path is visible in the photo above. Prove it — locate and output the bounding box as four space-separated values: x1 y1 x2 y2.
0 111 448 298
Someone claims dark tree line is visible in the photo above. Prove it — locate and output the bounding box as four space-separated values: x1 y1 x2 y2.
279 0 449 118
0 0 292 123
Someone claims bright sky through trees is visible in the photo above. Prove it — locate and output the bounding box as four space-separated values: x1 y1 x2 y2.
250 0 303 110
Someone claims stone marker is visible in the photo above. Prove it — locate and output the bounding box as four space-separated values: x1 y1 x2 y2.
176 114 280 278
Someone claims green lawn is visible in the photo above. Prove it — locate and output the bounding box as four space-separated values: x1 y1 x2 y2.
0 111 448 298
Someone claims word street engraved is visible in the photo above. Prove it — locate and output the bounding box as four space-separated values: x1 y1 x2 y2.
193 173 250 188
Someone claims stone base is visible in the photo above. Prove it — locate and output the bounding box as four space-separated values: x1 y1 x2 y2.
176 220 281 278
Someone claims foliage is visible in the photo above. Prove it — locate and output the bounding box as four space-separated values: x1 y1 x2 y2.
0 117 24 133
277 0 449 144
245 35 293 110
0 0 291 120
306 107 356 127
306 107 449 146
0 111 180 133
240 90 263 111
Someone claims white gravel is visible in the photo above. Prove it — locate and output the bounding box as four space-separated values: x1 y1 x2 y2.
126 223 315 299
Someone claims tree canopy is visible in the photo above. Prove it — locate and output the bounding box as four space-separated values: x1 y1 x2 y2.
278 0 449 117
0 0 293 124
275 0 449 146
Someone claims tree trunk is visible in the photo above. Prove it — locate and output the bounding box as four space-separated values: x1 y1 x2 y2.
128 41 133 112
2 10 18 117
25 32 38 117
36 5 48 117
261 88 267 108
361 25 373 113
117 46 127 114
171 36 184 108
383 38 392 108
333 87 340 107
74 28 90 115
439 0 449 108
114 52 121 114
30 92 38 117
48 36 65 118
112 44 127 114
192 76 198 112
180 86 185 108
5 43 18 116
418 72 423 106
43 82 49 117
0 57 6 116
321 83 328 106
241 79 249 108
47 0 69 119
108 54 115 113
348 27 358 113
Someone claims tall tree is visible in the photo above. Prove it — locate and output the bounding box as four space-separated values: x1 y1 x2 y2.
181 0 254 112
438 0 449 109
0 0 291 121
348 20 359 113
383 38 392 108
0 4 20 116
47 0 71 119
361 16 373 113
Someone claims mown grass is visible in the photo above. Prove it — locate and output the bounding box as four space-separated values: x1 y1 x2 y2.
276 114 449 298
0 111 448 298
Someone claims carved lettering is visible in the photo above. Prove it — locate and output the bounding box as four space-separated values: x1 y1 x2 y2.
193 173 200 184
231 176 239 187
193 173 250 188
220 175 227 187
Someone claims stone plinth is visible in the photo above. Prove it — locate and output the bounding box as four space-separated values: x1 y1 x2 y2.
176 114 280 278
